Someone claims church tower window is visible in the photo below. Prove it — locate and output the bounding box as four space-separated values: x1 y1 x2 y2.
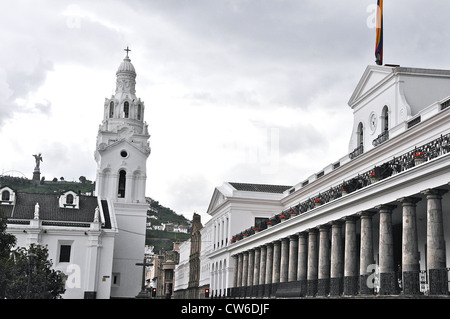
137 104 142 120
109 101 114 118
118 170 126 198
124 102 129 118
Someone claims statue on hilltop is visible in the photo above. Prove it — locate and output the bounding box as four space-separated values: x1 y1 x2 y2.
32 153 43 182
33 153 43 170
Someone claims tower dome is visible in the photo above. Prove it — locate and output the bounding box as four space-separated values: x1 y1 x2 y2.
115 47 137 95
116 56 136 75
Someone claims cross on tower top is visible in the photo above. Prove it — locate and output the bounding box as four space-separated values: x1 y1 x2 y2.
124 46 131 58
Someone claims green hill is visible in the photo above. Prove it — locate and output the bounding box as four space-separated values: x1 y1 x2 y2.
146 198 191 252
147 199 190 226
145 229 190 252
0 175 95 194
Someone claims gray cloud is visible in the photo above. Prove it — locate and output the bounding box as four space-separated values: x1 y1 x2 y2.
34 99 52 115
165 173 212 219
34 140 96 183
278 124 329 156
0 54 53 127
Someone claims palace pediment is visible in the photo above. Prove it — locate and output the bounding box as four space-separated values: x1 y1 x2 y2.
348 65 394 108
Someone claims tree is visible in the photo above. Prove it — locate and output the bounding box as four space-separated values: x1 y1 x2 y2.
7 244 66 299
79 176 87 184
0 217 66 299
0 217 16 298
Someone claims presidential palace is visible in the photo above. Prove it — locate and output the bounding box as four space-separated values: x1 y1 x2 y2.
174 64 450 298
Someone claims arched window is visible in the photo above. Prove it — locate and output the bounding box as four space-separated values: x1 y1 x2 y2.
118 170 126 198
124 102 129 118
1 190 10 201
357 122 364 147
382 105 389 131
109 101 114 118
137 104 142 120
66 194 74 205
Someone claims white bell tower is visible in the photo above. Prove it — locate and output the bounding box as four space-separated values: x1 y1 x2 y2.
94 47 151 203
94 47 151 298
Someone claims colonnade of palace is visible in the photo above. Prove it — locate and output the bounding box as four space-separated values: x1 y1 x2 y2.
229 188 449 298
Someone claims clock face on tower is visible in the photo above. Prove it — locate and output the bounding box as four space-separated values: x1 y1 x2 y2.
369 112 377 133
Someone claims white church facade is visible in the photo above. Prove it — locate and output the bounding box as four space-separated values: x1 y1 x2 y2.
179 64 450 298
1 188 117 299
2 50 150 299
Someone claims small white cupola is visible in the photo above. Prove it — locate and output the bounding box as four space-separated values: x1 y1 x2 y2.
59 190 79 209
0 186 15 205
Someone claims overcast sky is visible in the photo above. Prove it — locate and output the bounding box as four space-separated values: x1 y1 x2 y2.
1 1 450 223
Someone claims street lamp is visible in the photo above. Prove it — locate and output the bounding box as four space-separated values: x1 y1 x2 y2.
26 253 37 299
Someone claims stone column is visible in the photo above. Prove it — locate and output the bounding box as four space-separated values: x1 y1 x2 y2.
218 267 223 297
422 189 448 295
344 216 358 295
248 249 255 296
210 266 215 297
231 255 239 297
272 240 281 285
307 228 319 296
254 247 261 286
318 225 331 296
377 205 397 295
280 238 290 283
330 221 344 296
398 197 421 295
297 232 308 296
124 174 134 202
237 253 243 287
260 245 267 285
258 246 266 297
288 235 299 282
265 243 274 297
232 255 239 297
242 252 249 289
359 211 375 295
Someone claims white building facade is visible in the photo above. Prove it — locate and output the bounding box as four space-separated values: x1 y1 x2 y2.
1 189 117 299
199 65 450 298
202 182 290 297
173 240 191 293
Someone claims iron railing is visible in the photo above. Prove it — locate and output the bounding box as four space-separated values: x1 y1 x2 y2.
349 144 364 160
372 130 389 147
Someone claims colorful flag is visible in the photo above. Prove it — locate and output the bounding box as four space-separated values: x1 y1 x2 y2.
375 0 383 65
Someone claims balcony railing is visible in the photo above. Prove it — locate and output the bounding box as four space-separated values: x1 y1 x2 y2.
372 130 390 147
349 144 364 160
